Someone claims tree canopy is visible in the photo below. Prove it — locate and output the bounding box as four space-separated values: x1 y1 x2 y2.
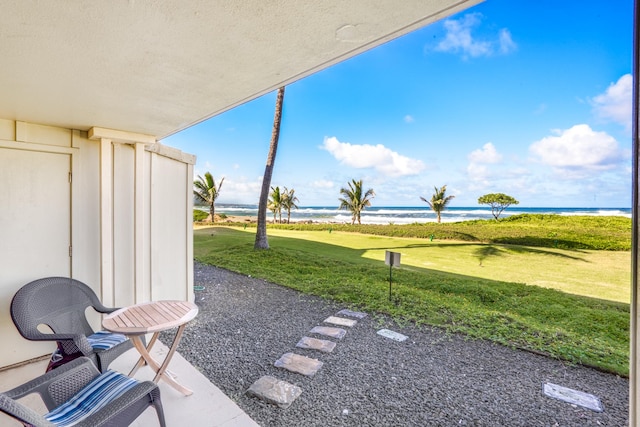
281 187 299 224
420 185 454 223
478 193 520 220
268 186 283 223
338 179 375 225
193 172 224 221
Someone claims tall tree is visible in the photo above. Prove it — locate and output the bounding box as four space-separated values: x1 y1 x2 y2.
338 179 375 225
255 86 285 249
478 193 519 220
421 185 455 223
193 172 224 222
282 187 299 224
268 186 283 223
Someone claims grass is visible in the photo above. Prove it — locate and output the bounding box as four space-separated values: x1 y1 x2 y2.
194 222 631 376
239 214 632 251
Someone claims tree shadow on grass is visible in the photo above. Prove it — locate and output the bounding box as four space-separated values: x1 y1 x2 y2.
365 241 589 262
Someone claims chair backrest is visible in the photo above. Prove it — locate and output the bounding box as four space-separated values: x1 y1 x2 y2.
11 277 102 340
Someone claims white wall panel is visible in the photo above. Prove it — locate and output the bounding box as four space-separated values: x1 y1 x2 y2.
0 148 71 366
150 154 189 301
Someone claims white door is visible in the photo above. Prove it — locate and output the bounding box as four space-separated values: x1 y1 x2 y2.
0 148 71 367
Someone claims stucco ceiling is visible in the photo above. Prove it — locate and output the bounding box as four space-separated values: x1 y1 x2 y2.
0 1 480 139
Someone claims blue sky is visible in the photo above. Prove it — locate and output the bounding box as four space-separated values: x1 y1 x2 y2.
163 0 634 208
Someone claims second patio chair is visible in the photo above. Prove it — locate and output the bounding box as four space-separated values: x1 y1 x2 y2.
0 356 165 426
11 277 134 372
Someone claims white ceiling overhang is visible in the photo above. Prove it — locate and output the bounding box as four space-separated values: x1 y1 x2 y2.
0 1 480 139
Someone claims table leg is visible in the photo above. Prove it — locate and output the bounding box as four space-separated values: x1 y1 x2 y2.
129 331 193 396
129 333 158 377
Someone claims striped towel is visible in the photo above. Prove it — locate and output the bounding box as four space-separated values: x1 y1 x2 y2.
86 331 128 350
45 370 138 426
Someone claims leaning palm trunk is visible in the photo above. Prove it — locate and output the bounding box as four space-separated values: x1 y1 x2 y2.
255 87 285 250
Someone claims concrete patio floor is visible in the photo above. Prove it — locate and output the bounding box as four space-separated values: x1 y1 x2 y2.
0 342 259 426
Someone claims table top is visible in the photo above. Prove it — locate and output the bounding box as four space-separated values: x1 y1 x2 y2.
102 300 198 335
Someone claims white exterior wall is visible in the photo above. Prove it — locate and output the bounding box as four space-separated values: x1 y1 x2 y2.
0 119 195 368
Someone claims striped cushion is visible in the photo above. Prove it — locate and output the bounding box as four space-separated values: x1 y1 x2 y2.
87 331 128 350
44 370 138 427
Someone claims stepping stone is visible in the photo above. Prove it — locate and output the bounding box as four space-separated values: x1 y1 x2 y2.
543 383 603 412
309 325 347 339
377 329 408 342
274 353 323 377
324 316 357 327
296 336 337 353
337 309 367 319
246 375 302 409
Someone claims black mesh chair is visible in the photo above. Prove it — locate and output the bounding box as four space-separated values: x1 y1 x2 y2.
0 357 165 427
11 277 134 372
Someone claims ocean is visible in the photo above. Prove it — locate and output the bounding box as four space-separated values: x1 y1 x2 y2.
210 205 631 225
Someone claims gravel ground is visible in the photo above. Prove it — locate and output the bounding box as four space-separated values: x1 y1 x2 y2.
167 262 629 426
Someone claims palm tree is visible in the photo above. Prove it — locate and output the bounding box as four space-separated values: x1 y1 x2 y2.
255 87 285 249
338 179 375 225
420 185 455 223
281 187 299 224
193 172 225 222
268 186 283 223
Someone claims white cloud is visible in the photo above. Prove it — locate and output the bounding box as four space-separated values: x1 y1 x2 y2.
404 115 415 123
320 136 425 177
498 29 517 54
529 124 624 172
215 176 262 204
466 143 503 189
434 13 516 58
591 74 632 129
310 179 334 189
468 142 503 164
466 163 490 189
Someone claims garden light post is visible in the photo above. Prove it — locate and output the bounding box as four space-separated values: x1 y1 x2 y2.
385 251 401 301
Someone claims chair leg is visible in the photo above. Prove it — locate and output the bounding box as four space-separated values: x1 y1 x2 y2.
152 394 166 427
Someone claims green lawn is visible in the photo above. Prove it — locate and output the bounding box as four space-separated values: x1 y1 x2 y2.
194 225 630 376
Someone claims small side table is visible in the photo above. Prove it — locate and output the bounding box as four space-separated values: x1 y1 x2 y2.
102 300 198 395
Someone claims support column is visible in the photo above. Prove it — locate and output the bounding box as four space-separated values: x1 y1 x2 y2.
630 0 639 424
135 142 148 303
99 138 114 307
186 162 195 303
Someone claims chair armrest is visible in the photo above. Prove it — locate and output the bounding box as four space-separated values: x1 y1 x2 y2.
87 294 119 315
0 394 53 427
4 357 98 409
24 331 94 357
75 381 161 427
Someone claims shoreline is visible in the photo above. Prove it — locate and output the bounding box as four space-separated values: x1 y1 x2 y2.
197 206 632 226
198 212 633 226
204 215 337 225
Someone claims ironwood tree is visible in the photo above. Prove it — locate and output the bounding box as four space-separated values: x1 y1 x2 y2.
478 193 519 220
